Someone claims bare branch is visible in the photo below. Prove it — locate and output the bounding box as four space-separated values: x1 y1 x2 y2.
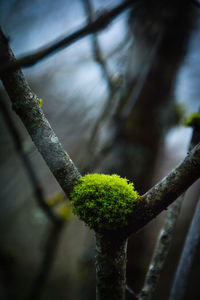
82 0 115 92
125 143 200 236
138 195 184 300
0 0 138 73
0 28 81 198
169 194 200 300
137 124 200 300
81 0 123 172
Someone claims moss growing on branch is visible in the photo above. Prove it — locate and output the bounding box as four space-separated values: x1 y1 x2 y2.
184 112 200 128
70 173 140 230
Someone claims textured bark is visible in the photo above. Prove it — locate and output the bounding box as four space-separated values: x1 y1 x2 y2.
0 28 81 198
96 233 127 300
126 143 200 236
138 195 183 300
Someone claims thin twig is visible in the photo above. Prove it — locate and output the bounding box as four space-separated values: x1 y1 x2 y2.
81 0 121 171
82 0 115 92
0 0 138 73
137 195 184 300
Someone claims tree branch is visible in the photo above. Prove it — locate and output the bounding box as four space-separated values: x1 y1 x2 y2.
138 195 184 300
0 28 81 198
125 143 200 236
82 0 115 92
0 0 138 74
169 194 200 300
137 124 200 300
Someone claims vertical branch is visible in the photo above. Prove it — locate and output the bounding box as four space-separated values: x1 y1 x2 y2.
169 123 200 300
82 0 115 92
169 194 200 300
96 233 128 300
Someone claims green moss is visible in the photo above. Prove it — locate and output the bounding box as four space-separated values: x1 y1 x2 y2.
46 193 65 206
184 112 200 128
37 98 43 107
70 174 140 230
59 204 73 221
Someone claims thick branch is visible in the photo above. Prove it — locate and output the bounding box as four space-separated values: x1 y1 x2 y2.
125 143 200 236
0 28 81 198
96 233 128 300
0 0 138 73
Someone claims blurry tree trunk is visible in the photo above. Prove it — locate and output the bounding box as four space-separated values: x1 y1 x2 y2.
95 0 195 296
102 0 194 193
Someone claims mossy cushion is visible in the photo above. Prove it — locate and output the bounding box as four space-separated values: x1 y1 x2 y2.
70 173 140 230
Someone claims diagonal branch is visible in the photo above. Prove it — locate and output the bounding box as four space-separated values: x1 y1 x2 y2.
0 0 138 74
1 27 200 240
137 124 200 300
138 194 184 300
0 28 81 198
125 142 200 236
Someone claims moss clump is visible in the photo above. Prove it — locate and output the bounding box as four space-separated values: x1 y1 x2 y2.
70 174 140 230
184 112 200 128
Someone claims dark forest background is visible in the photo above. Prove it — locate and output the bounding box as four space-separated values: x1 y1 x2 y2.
0 1 200 299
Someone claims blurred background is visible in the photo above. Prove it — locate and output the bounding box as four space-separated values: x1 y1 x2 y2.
0 0 200 299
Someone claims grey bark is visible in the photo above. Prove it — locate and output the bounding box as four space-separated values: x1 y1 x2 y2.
138 195 183 300
125 143 200 236
138 125 200 300
96 233 128 300
0 28 81 198
169 197 200 300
